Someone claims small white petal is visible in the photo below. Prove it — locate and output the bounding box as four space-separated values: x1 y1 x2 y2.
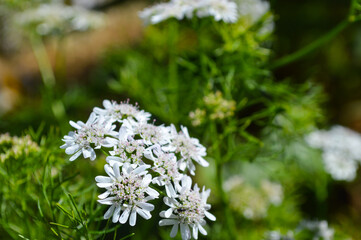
180 223 191 240
170 223 179 238
164 208 173 218
205 211 216 221
198 224 207 236
193 225 198 239
129 209 137 226
112 206 121 223
65 144 79 154
104 205 115 219
98 191 110 199
146 188 159 198
137 202 154 211
69 120 82 129
96 182 113 188
119 208 130 224
69 150 82 161
136 208 151 220
113 163 121 179
95 176 112 183
159 219 178 226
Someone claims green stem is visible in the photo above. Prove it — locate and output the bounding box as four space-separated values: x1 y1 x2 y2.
269 20 349 69
30 34 56 89
212 123 237 239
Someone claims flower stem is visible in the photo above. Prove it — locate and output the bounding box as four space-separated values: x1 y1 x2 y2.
268 19 349 69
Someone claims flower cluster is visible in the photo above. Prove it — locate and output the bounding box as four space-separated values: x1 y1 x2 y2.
139 0 239 25
265 220 335 240
224 176 283 220
189 91 236 126
14 3 104 36
0 133 39 162
305 125 361 181
61 99 215 239
297 220 334 240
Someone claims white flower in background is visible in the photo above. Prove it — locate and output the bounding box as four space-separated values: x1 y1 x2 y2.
196 0 238 23
95 163 159 226
298 220 334 240
168 125 208 175
305 125 361 181
236 0 270 24
264 230 295 240
224 176 284 220
261 180 283 206
144 146 183 197
61 113 117 161
93 99 151 124
159 176 216 240
14 3 104 36
139 0 239 25
234 0 274 35
322 150 358 182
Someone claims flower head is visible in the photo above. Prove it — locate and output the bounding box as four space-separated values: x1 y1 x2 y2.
95 163 159 226
159 176 215 240
168 125 208 175
145 146 183 196
139 0 239 25
61 113 117 161
93 99 151 124
15 3 103 36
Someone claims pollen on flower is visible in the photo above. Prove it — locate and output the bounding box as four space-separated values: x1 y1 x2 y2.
110 174 146 205
176 189 205 224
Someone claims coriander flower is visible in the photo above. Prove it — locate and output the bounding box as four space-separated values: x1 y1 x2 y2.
61 113 117 161
322 150 358 182
106 127 147 168
123 119 171 146
15 3 103 36
305 125 361 181
95 163 159 226
168 125 208 175
159 176 215 240
298 220 334 240
144 146 183 197
197 0 239 23
139 0 239 25
93 99 151 124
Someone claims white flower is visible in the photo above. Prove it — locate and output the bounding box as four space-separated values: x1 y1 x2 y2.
139 0 239 25
261 180 283 206
197 0 239 23
298 220 334 240
305 125 361 181
106 127 147 168
167 125 208 175
93 99 151 124
322 150 358 181
95 163 159 226
123 119 171 146
144 146 183 197
60 113 117 161
15 3 103 36
159 176 215 240
264 230 294 240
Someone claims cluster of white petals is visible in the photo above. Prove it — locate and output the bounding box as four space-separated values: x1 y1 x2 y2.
297 220 334 240
15 3 104 36
139 0 239 25
159 176 216 239
305 125 361 181
61 99 214 239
